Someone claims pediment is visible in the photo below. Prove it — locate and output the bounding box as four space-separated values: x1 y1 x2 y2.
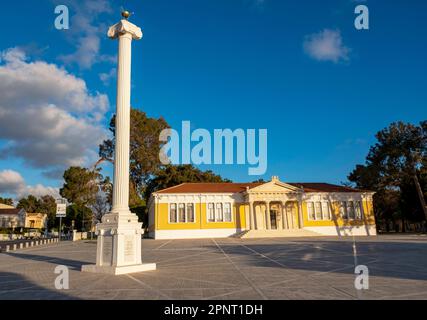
249 181 301 193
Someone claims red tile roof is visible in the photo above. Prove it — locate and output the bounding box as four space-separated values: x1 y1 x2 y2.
288 183 367 193
155 182 367 194
0 208 23 215
156 183 264 194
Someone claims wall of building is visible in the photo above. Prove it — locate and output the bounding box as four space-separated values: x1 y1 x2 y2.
301 198 376 228
148 194 248 239
153 202 247 231
148 192 377 239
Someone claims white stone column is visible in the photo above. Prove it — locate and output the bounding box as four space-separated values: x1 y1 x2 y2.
265 201 271 230
253 202 259 230
82 13 156 276
282 202 288 230
248 201 254 230
111 31 132 213
276 204 283 230
298 201 304 229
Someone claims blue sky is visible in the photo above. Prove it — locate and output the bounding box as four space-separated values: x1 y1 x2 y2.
0 0 426 199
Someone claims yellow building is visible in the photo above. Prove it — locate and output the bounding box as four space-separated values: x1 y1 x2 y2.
25 213 48 229
148 176 377 239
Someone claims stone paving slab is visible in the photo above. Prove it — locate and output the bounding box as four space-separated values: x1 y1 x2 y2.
0 235 426 300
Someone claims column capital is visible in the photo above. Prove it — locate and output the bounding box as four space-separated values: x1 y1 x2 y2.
108 19 143 40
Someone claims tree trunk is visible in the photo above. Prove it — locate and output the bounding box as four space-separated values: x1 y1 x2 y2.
413 174 427 221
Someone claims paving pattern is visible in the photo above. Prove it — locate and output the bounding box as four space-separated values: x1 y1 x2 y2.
0 235 427 300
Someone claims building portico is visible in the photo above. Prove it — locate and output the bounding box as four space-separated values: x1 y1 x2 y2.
246 200 302 231
244 176 304 231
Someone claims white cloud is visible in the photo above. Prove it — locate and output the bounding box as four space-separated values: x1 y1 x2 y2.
0 47 109 178
99 68 116 86
0 170 25 194
55 0 114 69
0 170 59 199
303 29 350 63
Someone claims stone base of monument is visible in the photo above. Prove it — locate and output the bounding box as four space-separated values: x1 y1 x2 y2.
81 212 156 275
81 263 156 275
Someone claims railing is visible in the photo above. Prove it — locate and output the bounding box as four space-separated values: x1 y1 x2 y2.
0 238 61 253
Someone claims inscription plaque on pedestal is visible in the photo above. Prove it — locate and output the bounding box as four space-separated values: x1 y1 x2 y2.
124 235 135 263
102 236 113 266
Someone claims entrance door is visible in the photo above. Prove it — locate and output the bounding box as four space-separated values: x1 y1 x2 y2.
270 210 277 230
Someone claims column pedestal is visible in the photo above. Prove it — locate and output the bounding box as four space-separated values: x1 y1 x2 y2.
81 212 156 275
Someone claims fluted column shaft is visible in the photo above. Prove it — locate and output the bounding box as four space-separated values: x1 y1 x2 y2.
265 201 271 230
112 33 133 213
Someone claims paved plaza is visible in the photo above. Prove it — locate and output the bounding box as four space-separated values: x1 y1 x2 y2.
1 235 427 300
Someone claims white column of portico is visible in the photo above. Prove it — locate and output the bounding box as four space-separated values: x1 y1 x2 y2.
265 201 271 230
253 202 259 230
248 201 254 230
298 201 304 229
276 203 283 230
82 12 156 276
281 202 288 230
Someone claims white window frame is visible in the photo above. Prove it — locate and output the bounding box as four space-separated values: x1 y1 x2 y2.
186 203 195 223
178 203 186 223
307 202 316 221
314 202 323 220
216 203 224 222
340 201 348 219
207 203 215 223
169 203 177 223
223 203 233 223
354 201 363 220
347 201 356 220
322 202 331 220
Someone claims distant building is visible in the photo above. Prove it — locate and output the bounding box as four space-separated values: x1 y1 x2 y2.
0 206 26 229
148 176 377 239
0 203 15 209
25 213 48 229
0 204 47 229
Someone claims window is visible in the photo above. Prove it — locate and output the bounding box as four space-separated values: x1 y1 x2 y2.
224 203 232 222
178 203 186 222
308 201 334 221
208 203 215 222
307 202 315 220
322 202 331 220
170 203 196 223
170 204 177 223
186 204 194 223
347 201 355 219
355 201 363 220
216 203 224 222
338 201 363 220
315 202 322 220
340 202 348 219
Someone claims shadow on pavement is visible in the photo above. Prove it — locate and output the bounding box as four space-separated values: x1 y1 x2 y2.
3 251 89 271
208 239 427 282
0 272 79 300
